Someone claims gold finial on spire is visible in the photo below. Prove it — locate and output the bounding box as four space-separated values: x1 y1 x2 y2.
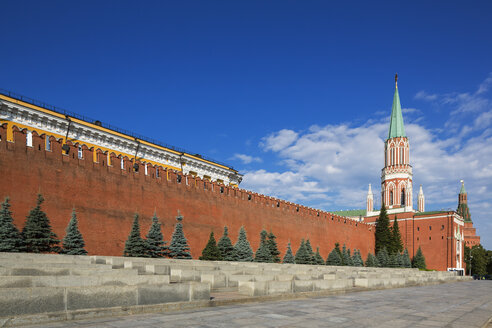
395 73 398 87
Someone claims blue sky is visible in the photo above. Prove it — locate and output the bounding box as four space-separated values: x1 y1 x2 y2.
1 1 491 249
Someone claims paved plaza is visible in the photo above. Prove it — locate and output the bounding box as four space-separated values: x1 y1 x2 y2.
30 281 492 328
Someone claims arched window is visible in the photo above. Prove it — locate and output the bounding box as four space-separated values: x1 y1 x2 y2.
401 188 405 205
390 190 393 205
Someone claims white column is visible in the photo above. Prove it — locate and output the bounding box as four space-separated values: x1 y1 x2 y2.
418 185 425 212
367 184 374 213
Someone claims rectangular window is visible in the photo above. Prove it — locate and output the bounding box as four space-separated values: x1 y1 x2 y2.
156 167 159 178
46 137 51 151
144 163 148 175
120 157 124 170
26 130 33 147
78 146 83 159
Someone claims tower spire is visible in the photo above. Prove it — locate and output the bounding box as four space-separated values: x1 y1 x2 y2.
460 179 466 194
388 74 406 139
457 180 471 222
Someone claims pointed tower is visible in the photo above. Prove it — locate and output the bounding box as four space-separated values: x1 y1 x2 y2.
418 185 425 212
381 74 413 213
366 184 374 213
456 180 471 222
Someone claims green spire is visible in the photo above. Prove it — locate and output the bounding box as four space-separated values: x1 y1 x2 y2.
388 74 406 139
460 180 466 194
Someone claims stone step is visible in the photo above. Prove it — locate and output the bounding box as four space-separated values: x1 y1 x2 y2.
0 262 112 270
0 282 210 317
0 252 92 264
0 274 170 288
0 267 138 276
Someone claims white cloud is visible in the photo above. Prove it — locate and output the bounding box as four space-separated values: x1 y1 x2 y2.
261 129 299 152
231 153 262 164
477 73 492 95
402 108 421 115
240 75 492 249
415 91 438 101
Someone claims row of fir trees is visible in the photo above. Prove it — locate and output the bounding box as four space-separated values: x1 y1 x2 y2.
0 194 428 269
374 204 427 269
0 195 87 255
123 211 192 259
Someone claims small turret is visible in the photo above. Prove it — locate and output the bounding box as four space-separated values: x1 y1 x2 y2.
418 185 425 212
366 184 374 213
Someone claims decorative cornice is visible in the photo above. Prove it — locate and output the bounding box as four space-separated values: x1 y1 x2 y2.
0 99 242 185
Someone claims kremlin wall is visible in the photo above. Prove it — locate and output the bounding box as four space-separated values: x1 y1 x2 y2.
0 124 375 260
0 83 481 272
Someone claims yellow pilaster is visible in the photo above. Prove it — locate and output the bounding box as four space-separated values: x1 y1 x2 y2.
6 122 13 142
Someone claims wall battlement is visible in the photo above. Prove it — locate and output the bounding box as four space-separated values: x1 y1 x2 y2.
0 124 375 258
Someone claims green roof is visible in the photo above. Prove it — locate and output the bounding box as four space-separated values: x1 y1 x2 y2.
331 209 367 217
388 85 406 139
414 210 448 216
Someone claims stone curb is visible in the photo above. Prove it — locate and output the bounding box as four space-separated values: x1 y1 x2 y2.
0 279 469 327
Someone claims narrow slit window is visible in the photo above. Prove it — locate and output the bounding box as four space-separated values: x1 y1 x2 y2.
120 157 124 170
78 146 83 159
46 137 51 151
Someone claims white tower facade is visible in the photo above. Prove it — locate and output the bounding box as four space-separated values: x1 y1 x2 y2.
380 75 414 214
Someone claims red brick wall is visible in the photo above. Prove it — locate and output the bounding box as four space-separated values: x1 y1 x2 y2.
0 125 375 259
464 222 480 247
365 212 463 271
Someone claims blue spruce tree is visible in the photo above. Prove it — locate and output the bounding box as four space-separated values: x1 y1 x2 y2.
326 247 342 266
254 230 273 262
377 247 390 267
22 194 60 253
199 231 222 261
305 239 316 265
402 249 412 268
217 226 236 261
314 247 325 265
124 214 148 257
169 211 192 259
267 231 281 263
282 242 295 264
0 197 25 252
61 209 87 255
234 226 253 262
295 239 312 264
412 247 426 269
146 213 168 258
365 253 377 267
